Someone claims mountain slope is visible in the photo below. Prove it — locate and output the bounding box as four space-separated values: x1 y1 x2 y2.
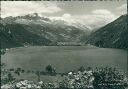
87 15 128 49
0 23 52 49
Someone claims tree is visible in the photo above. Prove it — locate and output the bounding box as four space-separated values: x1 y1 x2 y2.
1 49 6 55
35 71 40 82
8 73 15 82
95 40 104 47
14 68 21 76
78 66 85 72
45 65 56 74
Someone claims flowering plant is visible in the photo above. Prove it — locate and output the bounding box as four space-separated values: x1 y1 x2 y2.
59 68 95 89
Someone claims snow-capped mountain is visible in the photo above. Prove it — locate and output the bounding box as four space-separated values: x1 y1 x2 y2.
0 13 91 48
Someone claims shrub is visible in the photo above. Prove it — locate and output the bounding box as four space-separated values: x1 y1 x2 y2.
93 67 128 89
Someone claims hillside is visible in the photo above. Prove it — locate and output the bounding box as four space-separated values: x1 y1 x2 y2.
87 14 128 49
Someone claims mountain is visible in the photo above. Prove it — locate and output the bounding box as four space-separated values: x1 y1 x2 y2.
0 13 91 48
87 14 128 49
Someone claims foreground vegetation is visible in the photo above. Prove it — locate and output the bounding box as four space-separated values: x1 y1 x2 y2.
1 63 128 89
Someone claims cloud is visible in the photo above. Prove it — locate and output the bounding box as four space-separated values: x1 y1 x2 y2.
49 13 75 23
91 9 116 23
50 9 117 29
62 13 71 19
1 1 62 18
116 4 127 15
92 9 113 15
85 9 117 28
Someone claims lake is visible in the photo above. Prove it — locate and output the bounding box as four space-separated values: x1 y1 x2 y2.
1 46 127 73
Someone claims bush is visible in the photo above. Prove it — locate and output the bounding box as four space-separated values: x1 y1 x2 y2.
93 67 128 89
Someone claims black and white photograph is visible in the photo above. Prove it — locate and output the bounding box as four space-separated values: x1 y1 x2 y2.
0 0 128 89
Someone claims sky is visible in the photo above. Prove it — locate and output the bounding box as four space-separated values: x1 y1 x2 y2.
1 1 127 29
